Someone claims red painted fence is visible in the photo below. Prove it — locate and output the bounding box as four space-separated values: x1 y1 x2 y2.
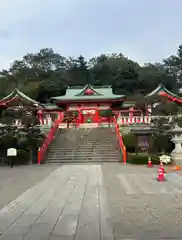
113 117 127 164
37 119 60 164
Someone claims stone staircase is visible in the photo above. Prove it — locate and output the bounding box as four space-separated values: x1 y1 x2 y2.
46 127 121 163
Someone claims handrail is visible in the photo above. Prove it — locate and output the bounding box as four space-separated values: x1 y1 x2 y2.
113 117 127 164
37 118 60 164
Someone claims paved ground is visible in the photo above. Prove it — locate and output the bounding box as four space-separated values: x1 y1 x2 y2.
0 164 182 239
0 165 59 211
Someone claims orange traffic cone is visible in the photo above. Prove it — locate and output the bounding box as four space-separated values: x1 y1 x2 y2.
172 165 181 171
160 161 165 173
148 156 153 168
157 168 165 181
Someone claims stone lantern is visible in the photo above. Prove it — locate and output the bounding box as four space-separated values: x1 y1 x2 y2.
170 124 182 166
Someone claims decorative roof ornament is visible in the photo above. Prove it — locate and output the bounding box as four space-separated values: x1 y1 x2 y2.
14 104 24 111
84 88 94 95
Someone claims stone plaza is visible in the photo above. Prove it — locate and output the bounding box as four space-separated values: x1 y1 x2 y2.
0 164 182 240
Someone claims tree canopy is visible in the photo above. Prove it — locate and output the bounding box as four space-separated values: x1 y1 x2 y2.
1 45 182 103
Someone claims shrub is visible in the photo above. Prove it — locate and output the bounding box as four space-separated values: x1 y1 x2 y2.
151 134 174 154
100 109 113 117
8 149 30 165
127 153 160 165
123 133 136 153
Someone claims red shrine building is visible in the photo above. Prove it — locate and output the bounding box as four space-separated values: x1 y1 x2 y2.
51 85 125 126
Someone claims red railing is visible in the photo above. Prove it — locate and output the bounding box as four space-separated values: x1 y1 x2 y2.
113 117 127 164
37 118 60 164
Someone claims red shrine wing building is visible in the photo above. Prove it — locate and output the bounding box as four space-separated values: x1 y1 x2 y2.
0 88 59 126
51 85 125 126
147 84 182 103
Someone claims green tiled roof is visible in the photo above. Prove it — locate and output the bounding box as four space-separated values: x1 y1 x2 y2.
0 88 40 106
43 103 60 110
51 85 125 101
147 84 182 99
122 102 136 108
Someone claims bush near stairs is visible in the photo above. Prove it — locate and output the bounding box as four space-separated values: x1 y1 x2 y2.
127 153 160 165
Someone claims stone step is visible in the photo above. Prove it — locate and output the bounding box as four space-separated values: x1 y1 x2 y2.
46 159 120 163
48 153 119 156
53 140 118 143
53 141 118 144
48 154 121 158
48 151 120 155
50 147 119 150
47 154 120 160
49 149 119 153
55 140 117 142
49 148 120 152
51 146 118 149
53 139 117 142
54 141 117 143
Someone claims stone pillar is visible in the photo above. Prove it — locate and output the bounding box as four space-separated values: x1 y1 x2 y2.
171 125 182 166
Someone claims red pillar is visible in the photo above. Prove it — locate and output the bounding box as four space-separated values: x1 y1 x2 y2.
96 109 100 125
76 108 82 127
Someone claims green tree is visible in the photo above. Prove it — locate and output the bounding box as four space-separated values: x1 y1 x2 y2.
0 46 181 102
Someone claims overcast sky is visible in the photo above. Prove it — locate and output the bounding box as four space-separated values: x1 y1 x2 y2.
0 0 181 70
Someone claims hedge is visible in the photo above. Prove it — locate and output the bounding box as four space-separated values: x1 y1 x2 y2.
127 153 160 165
123 132 174 155
123 133 136 153
14 149 30 165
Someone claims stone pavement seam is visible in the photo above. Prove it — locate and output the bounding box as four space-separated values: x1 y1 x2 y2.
0 168 62 236
97 165 102 240
21 173 72 239
73 170 89 239
48 183 77 238
0 168 61 216
99 165 115 240
0 186 46 235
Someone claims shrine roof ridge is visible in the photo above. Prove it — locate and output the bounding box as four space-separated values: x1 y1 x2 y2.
67 85 112 89
0 88 46 108
147 84 182 100
51 84 125 102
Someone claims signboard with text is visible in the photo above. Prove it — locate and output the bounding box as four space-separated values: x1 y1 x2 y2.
7 148 17 156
